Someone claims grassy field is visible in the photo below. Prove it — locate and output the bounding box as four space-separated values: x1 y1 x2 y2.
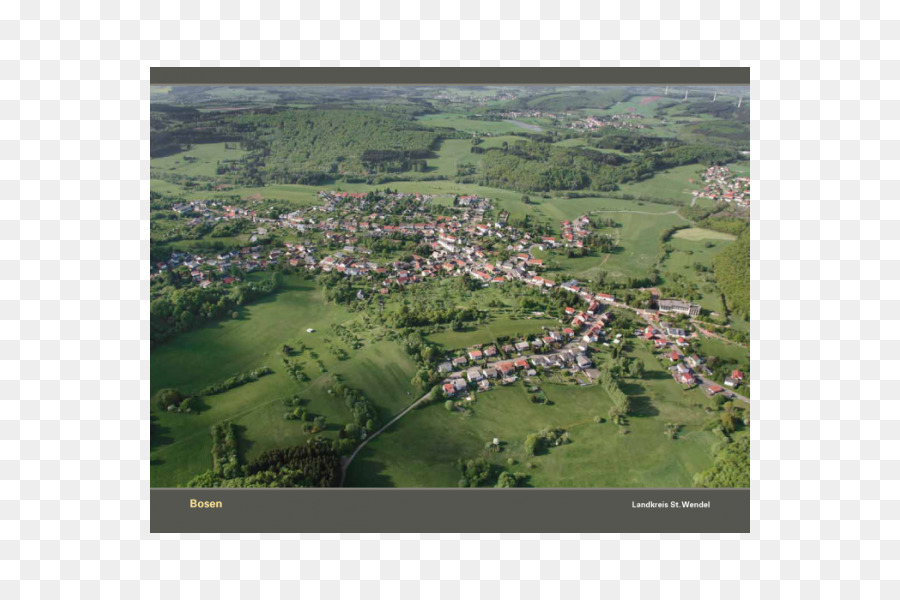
427 315 561 351
548 211 687 282
617 164 706 204
659 230 735 315
416 113 538 135
150 142 248 179
150 277 419 486
727 161 751 177
672 227 737 242
428 138 479 177
345 368 719 488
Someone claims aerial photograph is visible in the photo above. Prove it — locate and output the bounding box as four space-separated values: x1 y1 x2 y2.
149 84 750 489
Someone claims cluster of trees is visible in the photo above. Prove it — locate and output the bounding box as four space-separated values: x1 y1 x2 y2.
330 377 380 432
388 303 484 329
156 388 201 414
457 458 492 487
282 357 312 383
523 427 569 456
587 129 679 153
495 471 528 488
210 422 241 479
598 369 632 425
198 367 273 396
693 436 750 488
150 272 282 346
402 333 442 393
186 437 342 488
713 227 750 318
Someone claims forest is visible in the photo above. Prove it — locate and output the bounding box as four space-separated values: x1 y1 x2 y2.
480 141 742 193
713 227 751 318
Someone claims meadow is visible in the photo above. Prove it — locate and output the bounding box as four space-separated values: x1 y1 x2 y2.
547 211 688 282
345 364 719 488
150 142 248 179
416 113 541 135
150 278 419 486
617 164 706 204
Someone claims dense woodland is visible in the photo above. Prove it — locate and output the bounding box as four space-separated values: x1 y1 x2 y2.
480 142 741 193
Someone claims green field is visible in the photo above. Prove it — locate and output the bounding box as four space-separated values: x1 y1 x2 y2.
672 227 736 242
617 164 705 203
150 142 248 179
417 113 540 135
548 211 687 282
150 278 419 486
427 315 561 350
428 138 480 177
346 368 719 488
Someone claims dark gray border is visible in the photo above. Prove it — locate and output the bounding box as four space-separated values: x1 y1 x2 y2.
150 67 750 86
151 488 750 533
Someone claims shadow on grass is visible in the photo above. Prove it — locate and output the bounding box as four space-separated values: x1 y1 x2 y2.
150 414 173 451
232 423 254 465
343 454 395 488
629 395 660 417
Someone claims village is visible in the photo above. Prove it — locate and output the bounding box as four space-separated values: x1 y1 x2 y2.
154 190 748 400
568 112 646 131
691 165 751 207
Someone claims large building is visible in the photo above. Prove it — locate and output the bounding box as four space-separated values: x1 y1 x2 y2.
658 299 701 317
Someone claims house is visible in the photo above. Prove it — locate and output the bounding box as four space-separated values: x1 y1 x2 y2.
675 363 691 375
668 351 681 362
563 328 575 337
732 370 745 381
478 380 491 391
484 346 497 357
676 372 695 386
658 298 701 317
531 339 543 349
576 355 592 368
705 384 724 396
687 355 704 369
467 368 483 382
676 337 689 348
514 358 529 370
497 362 516 376
452 378 468 392
483 367 499 379
442 383 456 396
724 377 738 388
452 356 468 367
437 362 452 374
468 350 483 361
501 344 515 355
515 341 530 353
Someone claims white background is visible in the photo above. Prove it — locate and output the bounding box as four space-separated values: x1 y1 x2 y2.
0 1 896 598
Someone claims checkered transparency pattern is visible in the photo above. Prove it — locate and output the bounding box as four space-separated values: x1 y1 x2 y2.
0 0 897 597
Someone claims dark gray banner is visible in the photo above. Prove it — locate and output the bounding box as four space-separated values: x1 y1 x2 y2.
151 488 750 533
149 67 750 86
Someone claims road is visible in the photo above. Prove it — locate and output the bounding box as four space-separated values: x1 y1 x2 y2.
340 390 433 486
694 373 750 404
